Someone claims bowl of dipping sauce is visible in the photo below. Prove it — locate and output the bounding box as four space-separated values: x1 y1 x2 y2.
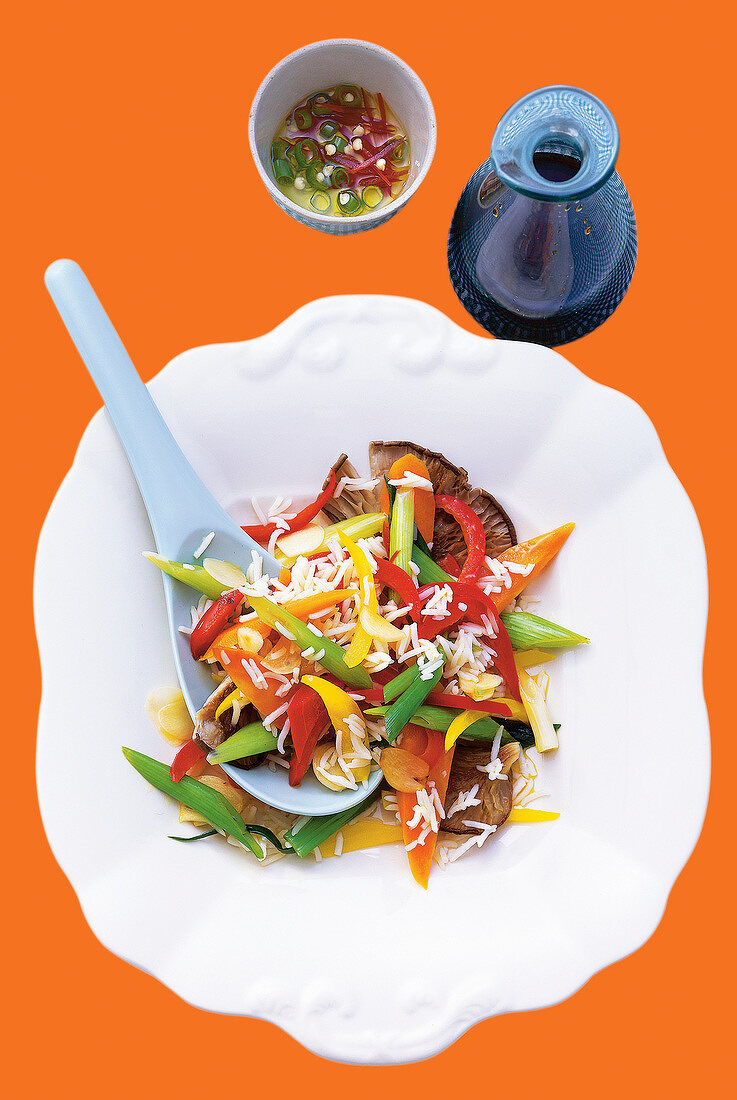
249 39 436 234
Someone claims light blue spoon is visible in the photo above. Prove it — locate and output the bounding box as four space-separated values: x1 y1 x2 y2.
44 259 381 816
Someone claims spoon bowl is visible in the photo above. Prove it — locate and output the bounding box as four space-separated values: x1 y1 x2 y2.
44 259 382 815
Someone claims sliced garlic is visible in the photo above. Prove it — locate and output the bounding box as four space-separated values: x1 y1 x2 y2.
276 522 323 557
202 557 247 589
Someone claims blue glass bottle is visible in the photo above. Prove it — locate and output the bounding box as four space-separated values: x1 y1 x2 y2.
448 86 637 346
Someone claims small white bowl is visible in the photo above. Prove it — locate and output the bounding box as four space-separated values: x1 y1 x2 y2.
249 39 436 234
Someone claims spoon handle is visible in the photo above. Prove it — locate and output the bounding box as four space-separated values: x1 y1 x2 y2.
44 259 230 555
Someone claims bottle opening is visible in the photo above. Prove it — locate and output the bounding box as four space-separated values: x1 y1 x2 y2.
532 138 582 183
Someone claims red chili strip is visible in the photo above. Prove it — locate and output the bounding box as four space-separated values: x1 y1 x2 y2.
242 469 336 543
439 553 461 577
190 589 244 660
374 558 422 623
170 740 207 783
424 693 512 717
434 495 487 583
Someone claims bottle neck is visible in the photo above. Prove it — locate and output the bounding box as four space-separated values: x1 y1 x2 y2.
491 86 619 202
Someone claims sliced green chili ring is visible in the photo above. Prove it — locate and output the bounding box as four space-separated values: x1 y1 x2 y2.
308 92 333 117
305 162 329 191
318 119 339 140
271 138 291 162
287 138 320 170
310 191 331 213
333 83 362 106
389 138 409 164
362 184 383 209
272 157 294 184
332 133 349 153
329 164 350 189
293 105 313 131
337 189 361 216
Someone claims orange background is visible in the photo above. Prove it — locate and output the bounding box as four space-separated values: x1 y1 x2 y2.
4 1 731 1094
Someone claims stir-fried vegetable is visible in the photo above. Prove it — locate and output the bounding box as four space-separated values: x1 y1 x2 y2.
170 739 207 782
284 791 380 857
122 747 264 858
396 727 455 889
490 523 575 611
190 589 244 660
287 684 330 787
518 668 558 752
276 513 384 565
301 675 372 787
144 552 226 599
390 486 415 579
379 454 435 544
208 721 280 765
338 531 378 667
501 610 589 650
434 495 487 583
444 709 486 750
383 659 446 742
364 705 538 748
247 595 371 689
374 557 422 623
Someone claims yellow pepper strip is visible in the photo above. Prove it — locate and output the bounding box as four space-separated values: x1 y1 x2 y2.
491 697 529 723
215 687 244 720
513 649 556 670
508 807 560 822
445 709 486 751
301 675 371 783
337 531 378 668
318 820 404 858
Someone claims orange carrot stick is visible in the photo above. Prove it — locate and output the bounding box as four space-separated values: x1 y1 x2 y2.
488 523 575 612
379 455 435 545
396 725 455 888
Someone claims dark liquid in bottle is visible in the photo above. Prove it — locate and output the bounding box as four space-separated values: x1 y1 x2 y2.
532 151 581 183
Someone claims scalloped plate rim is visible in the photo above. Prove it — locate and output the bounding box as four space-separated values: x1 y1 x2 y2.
34 294 710 1065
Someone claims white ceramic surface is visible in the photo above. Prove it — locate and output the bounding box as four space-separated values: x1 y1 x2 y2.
249 40 436 234
35 297 709 1065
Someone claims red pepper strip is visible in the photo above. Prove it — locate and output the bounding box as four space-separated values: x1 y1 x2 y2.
190 589 244 660
374 558 422 623
339 139 402 175
424 692 512 717
355 688 386 705
287 685 330 787
170 739 207 783
241 470 336 542
415 581 520 700
439 553 461 578
434 495 487 583
378 92 387 124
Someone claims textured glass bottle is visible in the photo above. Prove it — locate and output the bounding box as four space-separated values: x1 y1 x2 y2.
448 86 637 346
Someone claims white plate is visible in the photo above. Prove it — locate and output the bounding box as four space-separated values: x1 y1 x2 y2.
35 296 709 1065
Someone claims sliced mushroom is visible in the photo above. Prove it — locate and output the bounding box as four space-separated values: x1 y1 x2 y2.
321 454 381 524
442 743 518 834
368 441 516 563
194 678 266 770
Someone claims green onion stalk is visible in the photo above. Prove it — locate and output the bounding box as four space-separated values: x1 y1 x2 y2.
284 790 379 858
122 747 264 858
